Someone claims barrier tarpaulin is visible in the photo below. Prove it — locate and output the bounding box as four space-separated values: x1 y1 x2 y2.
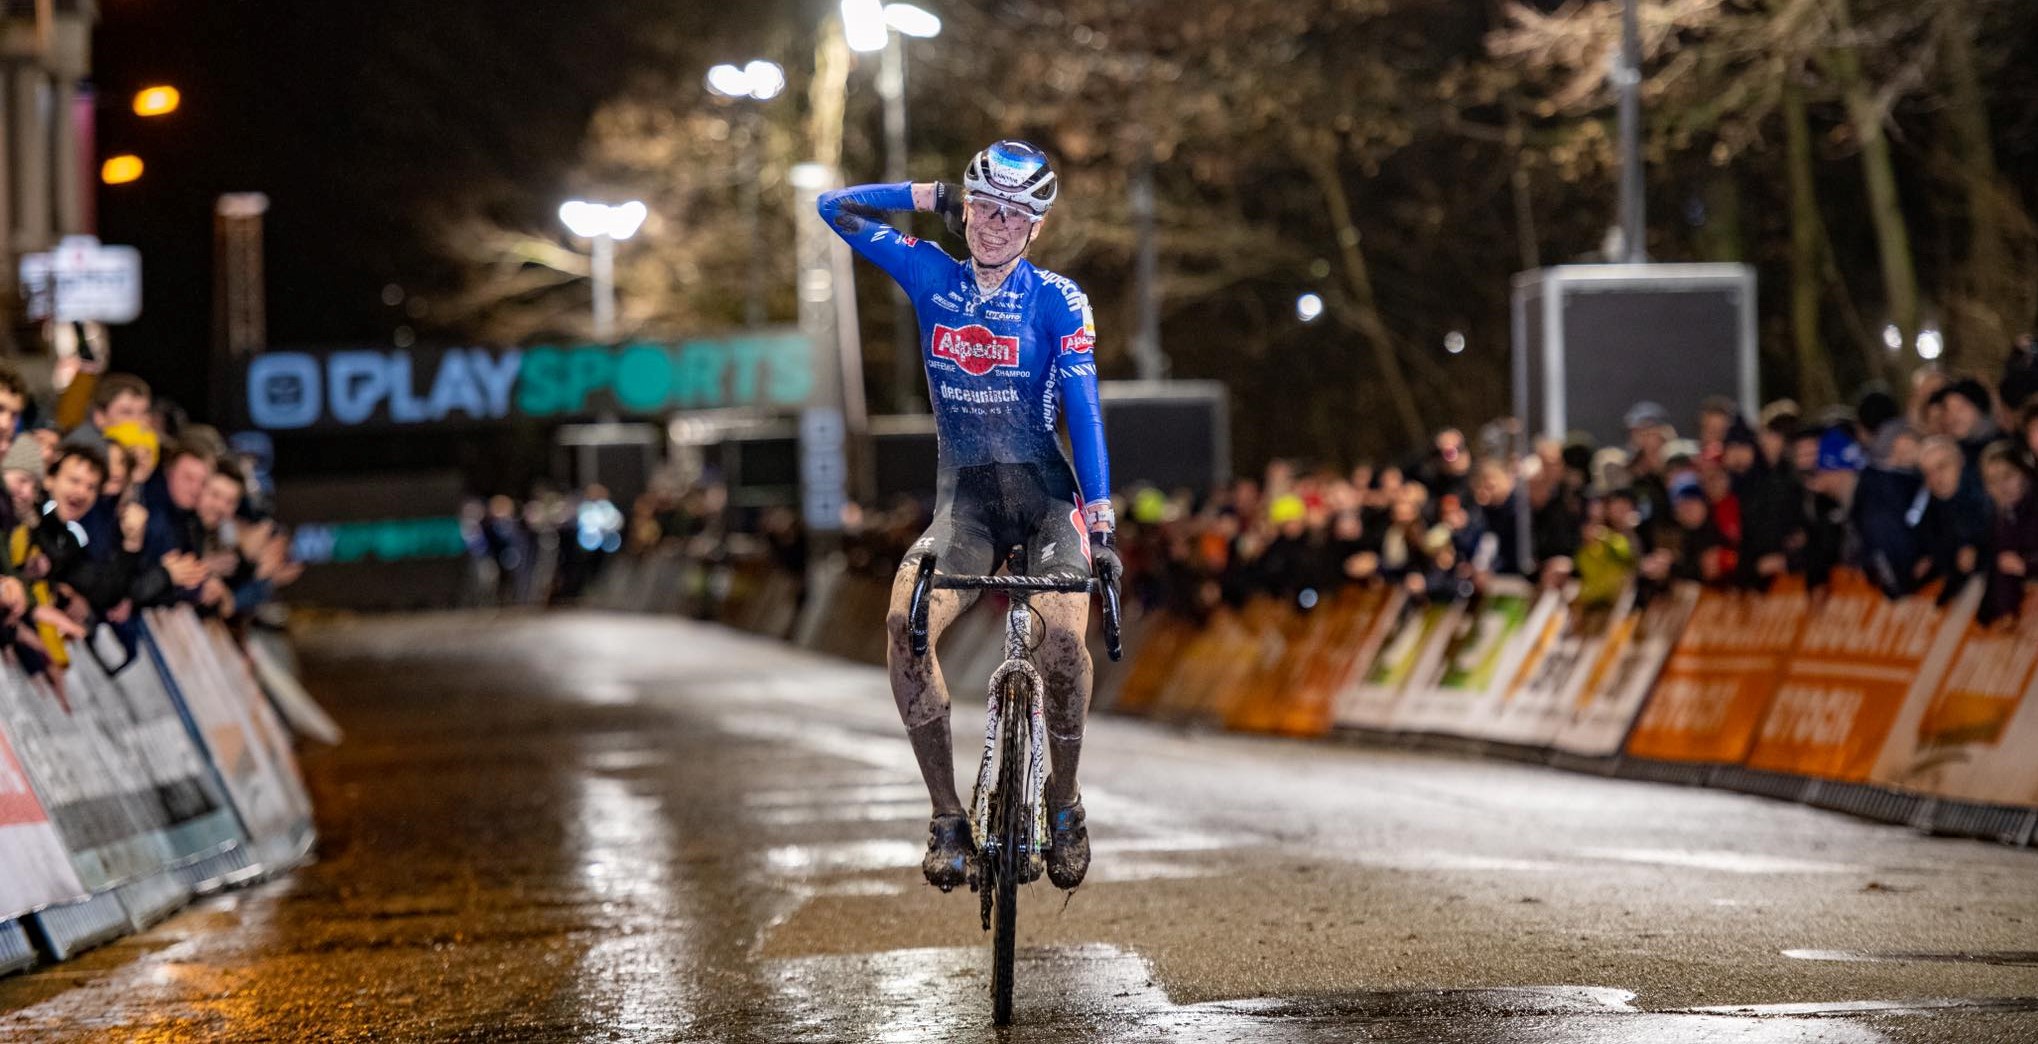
0 661 177 890
71 634 245 866
1551 582 1700 757
1872 585 2038 805
1471 585 1605 745
1623 577 1811 764
143 610 302 857
1337 598 1457 729
0 712 86 919
1744 572 1973 781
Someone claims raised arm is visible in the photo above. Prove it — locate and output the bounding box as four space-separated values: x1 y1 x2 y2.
816 182 945 292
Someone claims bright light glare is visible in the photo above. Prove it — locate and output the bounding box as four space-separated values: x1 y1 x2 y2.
133 85 181 117
1296 293 1324 323
705 64 750 97
101 155 144 185
789 163 832 190
1916 327 1944 361
1881 323 1903 351
742 60 786 100
841 0 889 51
1445 331 1467 354
559 200 648 240
884 3 942 37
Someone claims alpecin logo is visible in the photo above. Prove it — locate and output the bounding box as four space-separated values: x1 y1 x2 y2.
932 324 1021 376
1059 331 1094 355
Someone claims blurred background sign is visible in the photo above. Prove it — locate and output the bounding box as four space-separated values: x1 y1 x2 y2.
18 235 143 324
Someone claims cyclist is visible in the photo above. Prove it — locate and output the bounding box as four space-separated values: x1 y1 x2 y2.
818 140 1117 892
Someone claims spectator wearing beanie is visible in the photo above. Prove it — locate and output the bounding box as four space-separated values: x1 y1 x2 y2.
1856 422 1925 597
1799 426 1866 589
1937 378 2000 472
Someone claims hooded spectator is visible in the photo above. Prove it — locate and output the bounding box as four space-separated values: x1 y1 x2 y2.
1914 435 1992 599
1623 400 1674 537
1724 419 1798 589
1855 422 1926 596
1470 459 1525 576
1982 444 2037 623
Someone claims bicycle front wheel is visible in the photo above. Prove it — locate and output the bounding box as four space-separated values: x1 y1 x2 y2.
990 672 1030 1026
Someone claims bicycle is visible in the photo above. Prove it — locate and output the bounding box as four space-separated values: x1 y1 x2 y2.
904 545 1122 1026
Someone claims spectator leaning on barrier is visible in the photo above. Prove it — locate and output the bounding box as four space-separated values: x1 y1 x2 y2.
141 441 215 604
1723 419 1798 589
1982 443 2037 623
1856 422 1926 596
1914 435 1992 599
31 447 151 619
1799 426 1866 589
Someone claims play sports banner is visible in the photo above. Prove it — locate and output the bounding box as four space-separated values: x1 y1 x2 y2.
1742 571 1974 781
1622 576 1812 764
1871 585 2038 806
0 711 87 920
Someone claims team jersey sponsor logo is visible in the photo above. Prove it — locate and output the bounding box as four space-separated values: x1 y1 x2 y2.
938 383 1021 405
1069 507 1093 565
1059 330 1094 355
931 324 1021 376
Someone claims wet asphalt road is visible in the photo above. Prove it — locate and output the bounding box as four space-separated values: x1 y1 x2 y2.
3 610 2037 1043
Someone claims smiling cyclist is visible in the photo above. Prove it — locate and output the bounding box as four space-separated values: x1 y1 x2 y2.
817 140 1118 892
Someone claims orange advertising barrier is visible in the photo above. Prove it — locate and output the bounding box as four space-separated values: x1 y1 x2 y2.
1225 587 1399 737
1622 576 1811 764
1742 571 1971 781
1872 584 2038 805
1110 611 1195 715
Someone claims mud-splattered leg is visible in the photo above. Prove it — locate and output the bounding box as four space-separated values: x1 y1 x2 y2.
886 558 968 816
1032 591 1093 809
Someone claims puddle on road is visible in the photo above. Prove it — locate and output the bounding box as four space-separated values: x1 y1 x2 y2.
1783 949 2038 968
759 943 1894 1043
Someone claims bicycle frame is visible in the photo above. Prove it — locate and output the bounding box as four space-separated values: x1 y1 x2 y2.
971 594 1050 863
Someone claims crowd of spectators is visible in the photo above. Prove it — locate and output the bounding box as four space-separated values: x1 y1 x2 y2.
0 365 300 700
613 337 2038 631
1117 345 2038 628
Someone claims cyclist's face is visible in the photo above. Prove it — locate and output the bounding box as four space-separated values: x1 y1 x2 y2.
965 197 1041 267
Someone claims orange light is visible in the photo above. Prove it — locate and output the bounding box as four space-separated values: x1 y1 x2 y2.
132 85 181 117
101 155 145 185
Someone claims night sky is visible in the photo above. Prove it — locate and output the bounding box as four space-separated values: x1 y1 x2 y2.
92 1 670 419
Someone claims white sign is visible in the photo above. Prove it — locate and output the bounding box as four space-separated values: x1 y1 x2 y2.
19 235 143 324
800 407 847 532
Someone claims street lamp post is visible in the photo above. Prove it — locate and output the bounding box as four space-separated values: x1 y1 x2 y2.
706 60 787 328
843 0 941 413
558 199 647 342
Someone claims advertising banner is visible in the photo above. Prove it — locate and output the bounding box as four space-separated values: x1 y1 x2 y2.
1269 585 1401 737
0 713 86 919
1551 582 1701 756
1872 585 2038 806
73 635 245 864
0 663 177 890
199 620 315 829
1226 600 1327 734
1113 613 1196 715
1622 578 1812 764
1744 572 1973 781
1337 598 1461 729
1393 581 1554 739
144 611 301 856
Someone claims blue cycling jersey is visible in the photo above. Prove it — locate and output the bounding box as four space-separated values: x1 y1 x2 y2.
817 182 1110 508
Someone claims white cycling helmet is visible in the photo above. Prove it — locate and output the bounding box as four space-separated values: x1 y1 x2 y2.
963 139 1058 217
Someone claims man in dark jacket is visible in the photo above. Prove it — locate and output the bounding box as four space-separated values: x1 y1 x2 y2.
1723 421 1799 590
1915 436 1992 599
140 442 214 606
1798 426 1865 589
1856 422 1926 597
1982 443 2038 622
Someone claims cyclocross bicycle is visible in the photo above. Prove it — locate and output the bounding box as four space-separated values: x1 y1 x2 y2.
904 546 1121 1026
